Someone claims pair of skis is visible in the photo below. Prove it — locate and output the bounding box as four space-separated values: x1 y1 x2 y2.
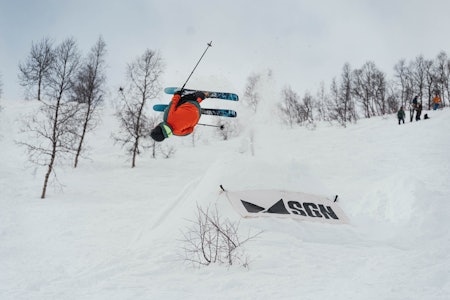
153 87 238 118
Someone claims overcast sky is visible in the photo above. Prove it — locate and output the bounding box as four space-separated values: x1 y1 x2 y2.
1 0 450 101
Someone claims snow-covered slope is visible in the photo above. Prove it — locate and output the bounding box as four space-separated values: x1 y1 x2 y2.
0 97 449 299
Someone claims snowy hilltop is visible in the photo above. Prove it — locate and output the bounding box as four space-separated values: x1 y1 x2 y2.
0 95 449 299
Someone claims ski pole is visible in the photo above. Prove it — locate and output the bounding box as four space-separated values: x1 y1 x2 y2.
197 123 224 130
180 41 213 92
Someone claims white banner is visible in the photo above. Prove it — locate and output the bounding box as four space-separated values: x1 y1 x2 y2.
225 189 349 224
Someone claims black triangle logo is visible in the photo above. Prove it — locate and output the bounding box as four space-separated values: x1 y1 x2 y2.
264 199 290 214
240 200 265 213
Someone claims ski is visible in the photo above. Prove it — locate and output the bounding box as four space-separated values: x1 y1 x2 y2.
153 104 237 118
164 87 239 101
201 108 237 118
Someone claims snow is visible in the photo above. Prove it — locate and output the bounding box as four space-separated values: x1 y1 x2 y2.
0 96 449 300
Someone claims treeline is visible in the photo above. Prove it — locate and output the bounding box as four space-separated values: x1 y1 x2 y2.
9 35 450 198
16 36 167 198
242 53 449 128
17 37 108 198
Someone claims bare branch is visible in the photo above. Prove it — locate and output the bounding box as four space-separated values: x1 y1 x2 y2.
180 203 262 268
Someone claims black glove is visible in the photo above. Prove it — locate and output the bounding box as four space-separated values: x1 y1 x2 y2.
194 91 206 100
180 91 205 101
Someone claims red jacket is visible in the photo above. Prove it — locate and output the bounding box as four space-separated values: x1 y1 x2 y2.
163 93 204 136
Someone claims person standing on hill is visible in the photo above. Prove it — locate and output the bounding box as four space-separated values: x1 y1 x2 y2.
412 96 418 108
410 96 418 122
397 106 405 125
415 103 422 121
432 94 441 110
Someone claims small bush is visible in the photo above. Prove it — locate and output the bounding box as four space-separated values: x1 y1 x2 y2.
180 204 262 268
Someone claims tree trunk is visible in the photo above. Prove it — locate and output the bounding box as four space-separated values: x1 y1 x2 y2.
41 148 56 199
74 103 91 168
131 136 139 168
41 97 61 198
131 96 146 168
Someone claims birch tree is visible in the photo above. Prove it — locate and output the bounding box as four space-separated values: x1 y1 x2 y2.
18 37 55 101
243 73 261 112
114 49 164 167
72 37 107 168
19 38 81 198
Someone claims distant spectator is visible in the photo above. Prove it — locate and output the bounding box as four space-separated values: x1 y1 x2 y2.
397 106 405 125
432 94 441 110
411 96 418 108
415 103 422 121
410 96 418 122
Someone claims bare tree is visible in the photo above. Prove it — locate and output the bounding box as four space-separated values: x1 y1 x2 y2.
18 37 55 101
328 78 347 127
393 60 405 103
113 49 164 168
314 81 331 122
339 63 357 122
279 86 301 127
243 73 261 112
279 86 315 128
352 63 372 118
409 55 427 101
180 204 262 268
423 58 436 110
385 81 401 114
72 37 107 168
301 92 316 128
372 70 388 115
19 38 81 198
434 51 449 107
393 59 414 108
394 54 449 111
352 61 386 118
326 64 357 127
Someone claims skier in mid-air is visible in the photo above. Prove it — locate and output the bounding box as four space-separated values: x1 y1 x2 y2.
150 90 208 142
